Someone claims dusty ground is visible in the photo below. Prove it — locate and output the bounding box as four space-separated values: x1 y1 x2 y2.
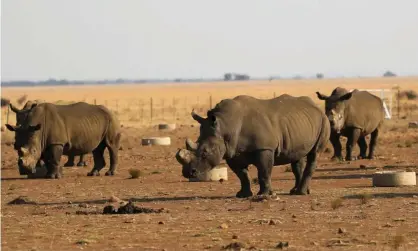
1 78 418 251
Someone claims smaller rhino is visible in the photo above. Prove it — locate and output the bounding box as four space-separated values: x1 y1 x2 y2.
12 100 88 169
316 87 385 161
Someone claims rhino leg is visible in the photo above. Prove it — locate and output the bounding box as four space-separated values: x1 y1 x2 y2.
357 136 368 159
227 158 253 198
368 128 379 159
45 145 64 179
254 150 274 196
87 143 106 176
291 150 317 195
345 129 361 161
289 158 305 194
76 154 88 167
329 132 343 161
63 153 76 167
105 132 121 176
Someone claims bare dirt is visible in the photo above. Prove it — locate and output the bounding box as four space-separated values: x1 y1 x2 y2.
1 79 418 251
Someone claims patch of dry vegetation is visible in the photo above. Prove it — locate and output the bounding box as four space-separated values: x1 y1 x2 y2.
2 77 417 128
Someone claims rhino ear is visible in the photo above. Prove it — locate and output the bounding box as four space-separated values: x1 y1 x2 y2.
191 109 205 124
316 92 329 100
5 124 17 131
339 92 353 101
9 103 21 113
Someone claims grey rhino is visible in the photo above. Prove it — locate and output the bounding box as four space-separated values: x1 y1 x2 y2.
12 100 88 169
176 94 330 197
5 102 121 179
316 87 385 161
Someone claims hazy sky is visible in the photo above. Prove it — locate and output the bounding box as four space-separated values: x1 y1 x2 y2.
2 0 418 81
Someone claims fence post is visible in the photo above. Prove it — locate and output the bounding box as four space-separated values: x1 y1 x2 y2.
273 92 276 98
94 99 97 105
209 95 212 109
397 87 400 118
150 97 153 122
161 99 165 120
172 98 176 121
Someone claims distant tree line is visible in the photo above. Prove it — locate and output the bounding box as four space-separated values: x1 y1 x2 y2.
224 73 250 81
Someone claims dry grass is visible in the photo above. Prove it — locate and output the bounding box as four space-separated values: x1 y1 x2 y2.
2 77 418 128
128 168 143 179
331 198 344 210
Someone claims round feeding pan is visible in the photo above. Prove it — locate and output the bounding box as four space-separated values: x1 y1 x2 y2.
141 137 171 146
372 170 416 187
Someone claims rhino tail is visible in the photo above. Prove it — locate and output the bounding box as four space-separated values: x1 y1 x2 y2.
316 114 332 154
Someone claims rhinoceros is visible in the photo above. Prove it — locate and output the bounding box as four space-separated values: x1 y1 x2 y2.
5 101 121 179
12 100 88 168
176 94 330 197
316 87 385 161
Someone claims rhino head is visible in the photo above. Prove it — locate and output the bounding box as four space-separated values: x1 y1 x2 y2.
176 110 226 178
5 103 42 174
316 88 354 133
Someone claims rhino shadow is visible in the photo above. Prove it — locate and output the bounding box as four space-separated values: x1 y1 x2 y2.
34 195 235 206
342 193 418 199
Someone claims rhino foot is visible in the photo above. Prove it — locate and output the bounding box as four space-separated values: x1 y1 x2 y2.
236 189 253 198
87 170 100 176
257 189 275 196
105 170 115 176
357 154 367 160
290 189 308 195
345 156 357 161
77 162 87 167
331 156 344 162
45 173 62 179
367 155 376 160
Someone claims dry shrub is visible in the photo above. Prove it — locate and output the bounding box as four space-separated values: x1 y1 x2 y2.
331 198 343 210
399 90 417 100
128 168 142 179
359 193 372 204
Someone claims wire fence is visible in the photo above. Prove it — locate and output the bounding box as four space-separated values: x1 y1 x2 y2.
1 91 417 127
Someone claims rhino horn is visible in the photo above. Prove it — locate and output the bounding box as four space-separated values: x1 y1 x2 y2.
9 103 22 113
191 109 205 124
20 147 29 155
185 138 198 152
175 148 193 165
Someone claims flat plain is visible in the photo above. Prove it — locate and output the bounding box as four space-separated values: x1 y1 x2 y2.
1 77 418 251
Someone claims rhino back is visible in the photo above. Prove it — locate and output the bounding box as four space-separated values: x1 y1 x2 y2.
56 103 116 152
218 95 326 162
344 91 385 134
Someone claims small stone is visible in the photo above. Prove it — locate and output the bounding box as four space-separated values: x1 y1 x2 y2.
124 218 135 223
269 219 277 225
232 234 238 239
359 165 366 169
78 203 88 208
291 214 297 218
158 221 165 225
383 223 394 227
338 227 346 234
276 241 289 249
109 195 121 203
408 121 418 128
219 223 229 229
